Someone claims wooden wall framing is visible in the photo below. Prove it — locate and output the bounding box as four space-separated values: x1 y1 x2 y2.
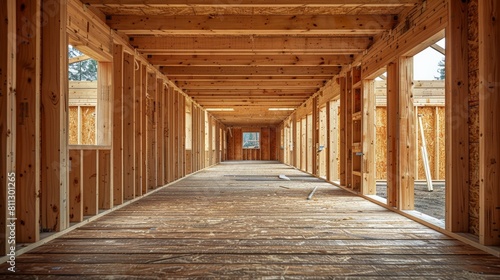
1 0 225 256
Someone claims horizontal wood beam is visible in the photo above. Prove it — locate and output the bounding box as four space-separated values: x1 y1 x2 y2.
176 79 325 89
109 15 396 35
147 54 353 67
169 75 333 81
86 0 419 6
131 36 372 54
69 54 92 64
185 89 314 96
160 66 340 76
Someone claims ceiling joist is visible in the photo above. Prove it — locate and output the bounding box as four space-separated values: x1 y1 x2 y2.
108 15 396 35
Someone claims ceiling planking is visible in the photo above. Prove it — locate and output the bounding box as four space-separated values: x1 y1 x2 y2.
85 0 418 126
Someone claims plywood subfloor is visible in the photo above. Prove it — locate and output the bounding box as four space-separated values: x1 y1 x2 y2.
2 161 499 278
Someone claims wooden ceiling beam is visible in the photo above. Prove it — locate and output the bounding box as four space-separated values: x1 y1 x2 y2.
108 15 396 35
176 79 325 89
147 54 353 66
131 36 372 54
185 89 312 95
169 75 333 80
85 0 419 7
160 66 340 76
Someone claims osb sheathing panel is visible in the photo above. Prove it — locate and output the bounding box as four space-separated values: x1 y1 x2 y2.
375 106 445 181
417 107 436 180
437 108 446 179
69 107 79 145
375 107 387 180
81 106 96 145
468 0 479 236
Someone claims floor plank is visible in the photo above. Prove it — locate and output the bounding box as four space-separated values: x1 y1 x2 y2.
1 161 499 278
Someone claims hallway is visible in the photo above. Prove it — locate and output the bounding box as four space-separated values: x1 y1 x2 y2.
2 162 500 278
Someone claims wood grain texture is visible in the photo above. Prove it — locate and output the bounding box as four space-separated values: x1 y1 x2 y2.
82 150 98 216
1 162 499 278
479 0 500 246
112 44 124 206
16 0 40 243
0 0 16 254
445 0 469 233
40 0 69 232
122 52 136 200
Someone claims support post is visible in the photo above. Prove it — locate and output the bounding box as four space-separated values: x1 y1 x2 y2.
478 0 500 246
362 80 376 195
40 0 69 232
112 44 123 205
0 0 16 254
122 52 135 200
16 0 40 243
445 0 469 232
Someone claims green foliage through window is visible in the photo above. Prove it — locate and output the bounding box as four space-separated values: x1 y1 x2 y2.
68 45 98 81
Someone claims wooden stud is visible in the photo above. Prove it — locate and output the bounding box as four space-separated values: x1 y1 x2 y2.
82 150 98 216
445 0 469 232
346 72 353 189
398 57 415 210
312 97 319 175
134 61 143 197
162 84 169 184
40 0 69 232
328 100 339 182
98 149 112 210
339 77 346 187
166 85 173 182
16 0 40 243
386 62 399 208
156 78 164 186
69 150 82 223
146 71 157 189
180 94 186 176
362 80 376 195
140 65 148 194
479 0 500 246
122 52 135 200
112 43 123 205
0 0 16 254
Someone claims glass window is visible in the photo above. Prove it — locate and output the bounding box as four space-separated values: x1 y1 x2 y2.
242 132 260 149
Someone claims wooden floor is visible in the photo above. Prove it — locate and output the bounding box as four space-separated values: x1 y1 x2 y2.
2 161 500 279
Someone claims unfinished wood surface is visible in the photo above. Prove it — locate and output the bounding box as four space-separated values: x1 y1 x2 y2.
375 107 387 180
97 62 112 145
140 65 148 194
81 107 96 145
2 162 499 278
40 0 69 232
98 149 112 210
122 52 136 200
479 0 500 246
0 0 15 254
156 79 164 186
146 72 157 189
69 150 82 223
445 0 470 233
82 150 98 216
339 77 346 186
134 61 143 197
362 80 376 195
16 0 41 243
398 57 415 210
112 44 124 206
386 62 399 208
